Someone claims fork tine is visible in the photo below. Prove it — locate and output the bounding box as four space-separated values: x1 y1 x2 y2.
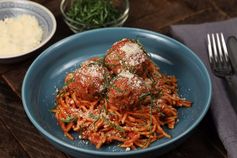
207 32 233 77
220 33 229 63
207 34 214 64
216 33 224 62
211 33 218 62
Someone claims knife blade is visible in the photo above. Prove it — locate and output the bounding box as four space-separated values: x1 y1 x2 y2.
226 36 237 113
227 36 237 73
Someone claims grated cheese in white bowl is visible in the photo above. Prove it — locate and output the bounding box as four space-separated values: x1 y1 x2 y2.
0 14 43 57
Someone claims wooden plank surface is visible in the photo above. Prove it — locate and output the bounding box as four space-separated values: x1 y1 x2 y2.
0 119 30 158
0 0 232 157
0 79 68 158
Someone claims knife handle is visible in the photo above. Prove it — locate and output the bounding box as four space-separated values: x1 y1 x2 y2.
227 36 237 73
225 76 237 113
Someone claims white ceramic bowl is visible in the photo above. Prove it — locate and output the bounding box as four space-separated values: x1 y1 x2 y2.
0 0 57 63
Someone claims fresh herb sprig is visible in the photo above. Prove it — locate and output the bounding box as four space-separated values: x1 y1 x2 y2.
66 0 121 27
61 116 77 123
88 112 125 132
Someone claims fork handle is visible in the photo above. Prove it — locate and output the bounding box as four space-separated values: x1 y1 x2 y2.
225 75 237 113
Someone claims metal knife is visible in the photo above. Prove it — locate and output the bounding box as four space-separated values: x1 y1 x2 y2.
226 36 237 113
227 36 237 72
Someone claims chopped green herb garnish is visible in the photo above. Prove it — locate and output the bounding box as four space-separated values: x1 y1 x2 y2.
102 115 125 133
139 92 151 101
158 90 163 98
103 104 108 114
104 62 116 67
89 113 125 133
66 0 121 28
64 77 75 86
111 84 123 93
61 116 77 123
102 69 111 90
149 95 155 133
134 39 151 58
87 57 105 67
153 71 162 78
88 112 100 120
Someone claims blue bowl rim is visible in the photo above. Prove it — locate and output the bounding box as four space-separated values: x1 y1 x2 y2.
22 27 212 156
0 0 57 59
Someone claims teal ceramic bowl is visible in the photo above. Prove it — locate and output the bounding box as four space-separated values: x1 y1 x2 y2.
22 28 212 158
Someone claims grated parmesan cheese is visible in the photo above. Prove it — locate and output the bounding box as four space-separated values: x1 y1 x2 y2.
120 42 146 66
118 70 134 79
121 42 142 57
0 14 43 57
79 64 104 80
125 147 131 151
133 79 142 88
118 71 143 88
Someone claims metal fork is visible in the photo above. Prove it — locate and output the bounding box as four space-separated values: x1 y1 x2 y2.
207 33 237 113
207 33 233 77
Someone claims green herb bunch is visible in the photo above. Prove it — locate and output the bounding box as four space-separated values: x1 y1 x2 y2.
66 0 121 27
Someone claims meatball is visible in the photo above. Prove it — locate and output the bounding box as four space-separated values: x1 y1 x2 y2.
104 38 152 77
65 57 110 102
107 71 150 110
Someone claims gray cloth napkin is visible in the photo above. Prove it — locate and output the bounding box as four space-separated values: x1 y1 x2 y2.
170 18 237 158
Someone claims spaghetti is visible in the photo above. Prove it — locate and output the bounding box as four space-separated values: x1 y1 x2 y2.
52 38 191 150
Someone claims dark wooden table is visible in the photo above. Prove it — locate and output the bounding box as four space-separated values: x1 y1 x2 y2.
1 0 236 157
